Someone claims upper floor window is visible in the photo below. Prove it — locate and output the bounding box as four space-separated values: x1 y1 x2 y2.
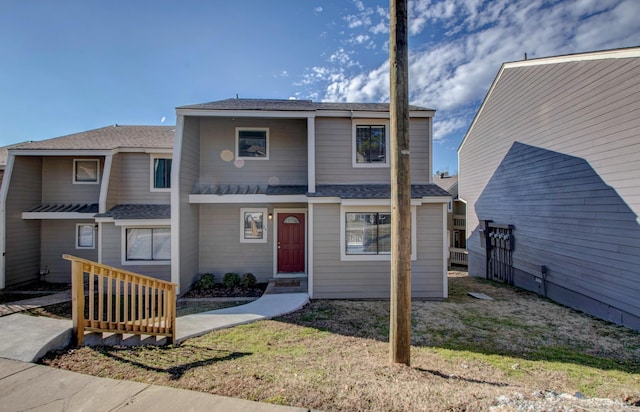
236 128 269 160
151 155 172 191
352 120 389 168
73 159 100 184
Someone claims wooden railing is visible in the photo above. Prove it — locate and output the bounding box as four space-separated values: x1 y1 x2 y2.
63 255 177 346
449 247 468 266
453 214 466 230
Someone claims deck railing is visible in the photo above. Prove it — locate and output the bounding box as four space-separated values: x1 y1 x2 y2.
63 255 177 346
453 214 466 230
449 247 468 266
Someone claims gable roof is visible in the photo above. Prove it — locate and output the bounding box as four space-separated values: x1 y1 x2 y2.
178 98 433 113
11 125 175 152
458 46 640 152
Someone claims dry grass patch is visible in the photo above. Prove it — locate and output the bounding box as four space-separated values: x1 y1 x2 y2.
41 273 640 411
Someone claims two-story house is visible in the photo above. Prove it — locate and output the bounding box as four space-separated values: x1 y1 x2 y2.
171 99 450 298
1 99 450 300
0 125 174 288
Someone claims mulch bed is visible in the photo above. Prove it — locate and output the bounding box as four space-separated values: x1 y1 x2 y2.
4 281 71 292
180 283 268 299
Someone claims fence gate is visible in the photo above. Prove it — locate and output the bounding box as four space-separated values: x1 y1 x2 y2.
480 221 514 285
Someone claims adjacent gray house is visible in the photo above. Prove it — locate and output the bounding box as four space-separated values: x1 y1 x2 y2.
172 99 450 298
458 47 640 330
0 125 174 288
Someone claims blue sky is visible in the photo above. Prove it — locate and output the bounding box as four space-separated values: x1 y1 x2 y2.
1 0 638 173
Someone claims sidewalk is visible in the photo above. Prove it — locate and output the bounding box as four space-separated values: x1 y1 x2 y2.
0 357 311 412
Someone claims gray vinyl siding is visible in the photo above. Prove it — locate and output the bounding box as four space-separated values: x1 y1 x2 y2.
4 157 43 286
459 56 640 329
100 223 171 282
105 154 122 211
177 117 201 290
40 220 97 283
315 117 431 185
198 204 274 283
199 117 307 185
311 203 444 299
198 202 308 284
41 157 102 204
115 153 170 204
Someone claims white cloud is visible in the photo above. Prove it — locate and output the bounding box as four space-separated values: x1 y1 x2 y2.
307 0 640 144
314 6 323 14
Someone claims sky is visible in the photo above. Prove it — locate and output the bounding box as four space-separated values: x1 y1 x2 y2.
1 0 638 174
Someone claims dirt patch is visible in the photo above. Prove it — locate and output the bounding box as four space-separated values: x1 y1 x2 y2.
41 272 640 411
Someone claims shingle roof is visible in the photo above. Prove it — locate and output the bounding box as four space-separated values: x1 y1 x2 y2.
308 184 451 199
178 98 433 112
0 142 31 167
191 184 309 196
26 203 98 213
94 204 170 220
433 175 458 192
12 126 175 151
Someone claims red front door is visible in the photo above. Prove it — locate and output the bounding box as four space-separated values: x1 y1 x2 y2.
277 213 305 273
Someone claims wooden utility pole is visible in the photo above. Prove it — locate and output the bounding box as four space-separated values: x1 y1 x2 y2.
389 0 412 366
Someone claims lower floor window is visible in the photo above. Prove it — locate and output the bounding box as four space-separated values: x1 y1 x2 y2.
345 212 391 255
76 224 95 249
126 227 171 261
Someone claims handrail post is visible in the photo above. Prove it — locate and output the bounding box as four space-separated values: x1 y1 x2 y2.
71 260 85 346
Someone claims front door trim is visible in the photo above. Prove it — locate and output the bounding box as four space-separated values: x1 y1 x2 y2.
273 208 307 277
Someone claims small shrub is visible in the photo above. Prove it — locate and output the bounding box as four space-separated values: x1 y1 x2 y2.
223 272 241 288
241 273 257 289
193 273 215 290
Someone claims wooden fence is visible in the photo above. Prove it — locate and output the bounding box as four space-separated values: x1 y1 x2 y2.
63 255 177 346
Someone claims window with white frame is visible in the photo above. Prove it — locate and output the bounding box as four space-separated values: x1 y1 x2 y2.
236 128 269 159
340 205 416 261
353 120 389 167
76 224 95 249
240 208 267 243
73 159 100 184
345 212 391 255
125 227 171 262
150 155 172 191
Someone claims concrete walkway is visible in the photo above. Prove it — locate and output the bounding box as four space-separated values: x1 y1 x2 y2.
0 292 309 362
0 290 71 316
0 358 311 412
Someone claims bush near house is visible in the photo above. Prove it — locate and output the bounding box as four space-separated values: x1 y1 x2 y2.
241 273 257 289
223 273 241 288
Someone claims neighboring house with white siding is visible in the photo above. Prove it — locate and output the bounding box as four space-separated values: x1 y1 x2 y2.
0 125 174 288
172 98 450 298
458 47 640 330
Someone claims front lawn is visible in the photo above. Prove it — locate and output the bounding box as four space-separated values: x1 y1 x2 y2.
41 273 640 411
